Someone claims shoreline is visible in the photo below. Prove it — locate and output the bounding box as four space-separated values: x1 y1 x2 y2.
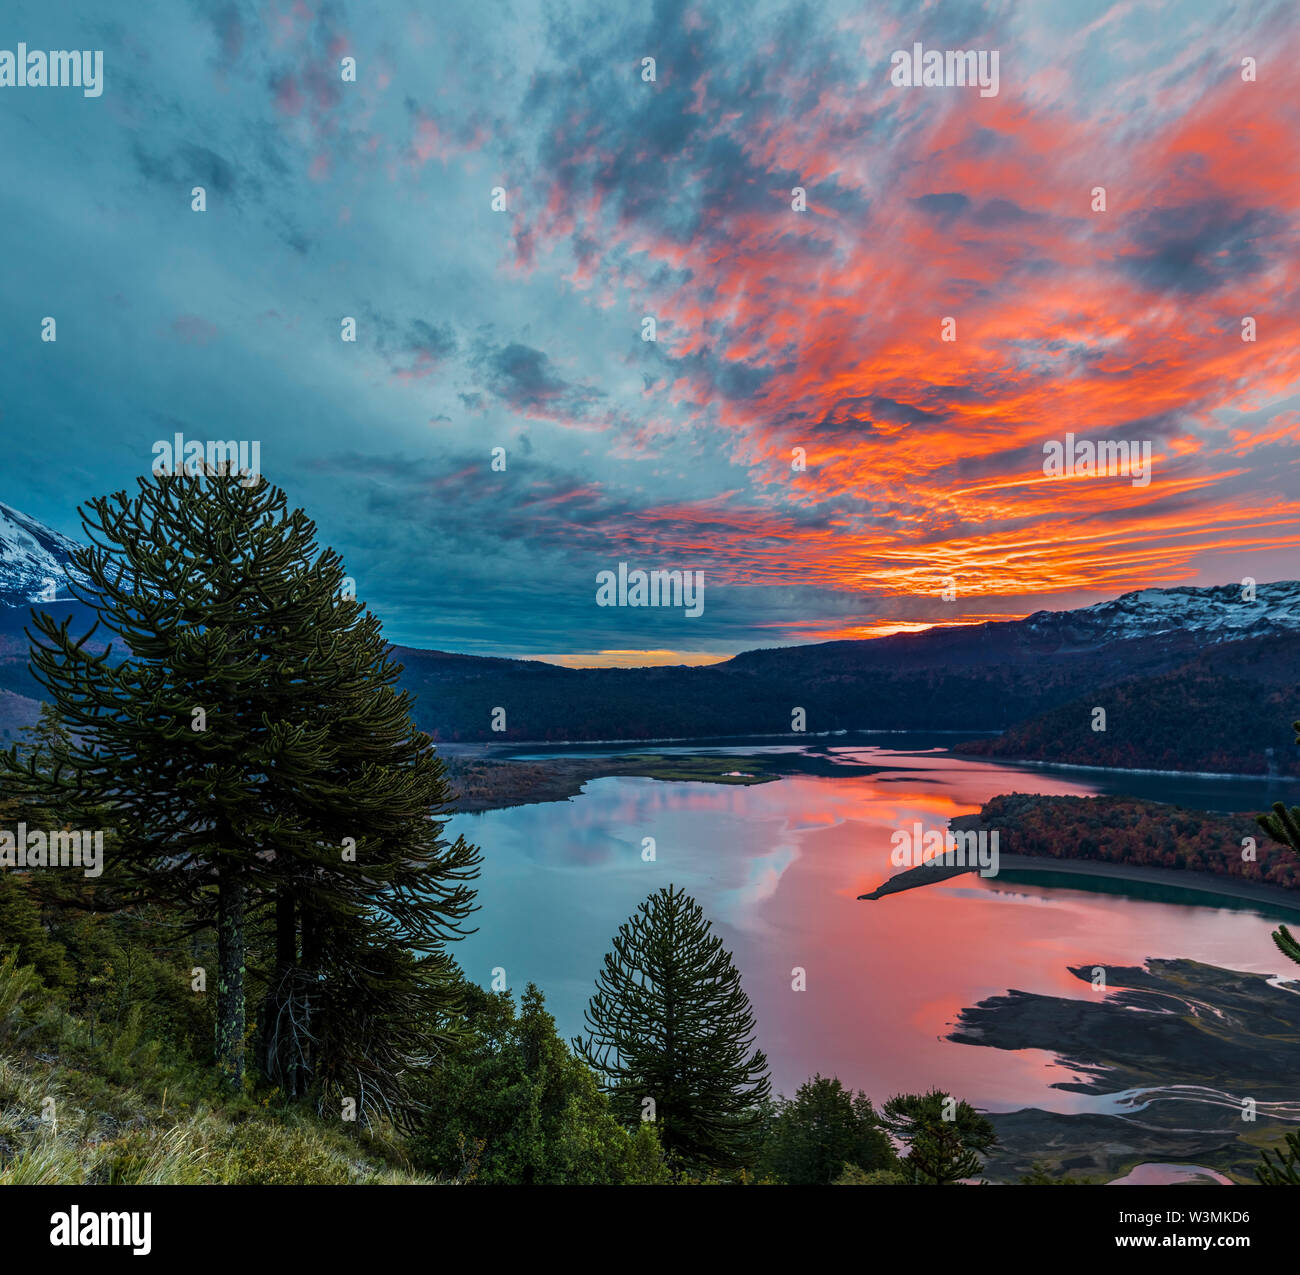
861 852 1300 914
972 755 1294 784
993 854 1300 912
437 728 999 755
442 736 1296 784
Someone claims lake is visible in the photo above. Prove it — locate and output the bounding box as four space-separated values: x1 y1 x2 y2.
446 740 1298 1117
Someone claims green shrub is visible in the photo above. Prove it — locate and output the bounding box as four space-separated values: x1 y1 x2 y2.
219 1121 352 1185
833 1164 909 1184
411 983 669 1184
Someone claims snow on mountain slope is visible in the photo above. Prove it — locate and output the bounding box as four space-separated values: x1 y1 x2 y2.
1022 581 1300 647
0 501 88 607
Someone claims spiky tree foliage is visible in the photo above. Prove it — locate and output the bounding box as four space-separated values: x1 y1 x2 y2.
0 473 479 1109
1258 1130 1300 1185
878 1089 998 1185
573 883 770 1174
1256 719 1300 965
246 589 480 1119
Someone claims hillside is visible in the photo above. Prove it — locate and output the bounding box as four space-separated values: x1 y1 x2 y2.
0 953 436 1186
393 626 1300 777
955 634 1300 775
0 502 88 609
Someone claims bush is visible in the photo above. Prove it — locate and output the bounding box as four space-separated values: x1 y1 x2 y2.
833 1164 909 1184
760 1075 899 1185
219 1121 351 1185
411 983 668 1184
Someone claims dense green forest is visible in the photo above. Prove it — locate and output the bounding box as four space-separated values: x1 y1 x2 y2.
957 659 1300 776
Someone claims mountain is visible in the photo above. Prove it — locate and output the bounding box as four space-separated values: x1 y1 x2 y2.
1020 582 1300 648
388 581 1300 763
0 500 1296 768
0 501 89 608
0 504 97 738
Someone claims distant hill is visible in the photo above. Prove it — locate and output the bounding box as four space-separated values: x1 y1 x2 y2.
391 619 1300 769
958 791 1300 886
954 633 1300 776
0 501 99 739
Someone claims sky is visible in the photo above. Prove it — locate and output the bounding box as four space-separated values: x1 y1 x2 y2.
2 0 1299 664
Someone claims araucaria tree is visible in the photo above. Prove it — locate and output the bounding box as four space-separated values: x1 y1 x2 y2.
573 883 770 1174
1253 723 1300 1183
879 1089 998 1184
0 472 479 1119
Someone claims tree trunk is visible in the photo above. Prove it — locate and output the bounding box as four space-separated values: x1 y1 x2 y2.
301 906 321 1083
215 864 246 1086
270 890 299 1094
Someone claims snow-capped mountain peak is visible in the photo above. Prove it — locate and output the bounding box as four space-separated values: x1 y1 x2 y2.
1022 580 1300 646
0 501 89 607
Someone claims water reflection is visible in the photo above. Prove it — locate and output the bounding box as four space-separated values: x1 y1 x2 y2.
447 746 1293 1111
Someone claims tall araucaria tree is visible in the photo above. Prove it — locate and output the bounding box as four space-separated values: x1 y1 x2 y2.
0 471 479 1105
573 883 770 1174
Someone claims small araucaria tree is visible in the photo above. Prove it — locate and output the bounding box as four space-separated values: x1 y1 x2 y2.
0 472 479 1116
1253 722 1300 1185
573 883 770 1174
879 1089 999 1185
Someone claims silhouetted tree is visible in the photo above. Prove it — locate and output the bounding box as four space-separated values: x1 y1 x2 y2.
573 884 770 1174
1 473 479 1110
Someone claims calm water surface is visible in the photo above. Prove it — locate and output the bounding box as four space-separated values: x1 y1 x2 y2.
446 744 1298 1112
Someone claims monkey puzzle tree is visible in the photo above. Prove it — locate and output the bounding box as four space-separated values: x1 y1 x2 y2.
1258 1130 1300 1185
1253 719 1300 1185
573 883 770 1174
879 1089 998 1184
0 472 479 1105
247 598 480 1118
